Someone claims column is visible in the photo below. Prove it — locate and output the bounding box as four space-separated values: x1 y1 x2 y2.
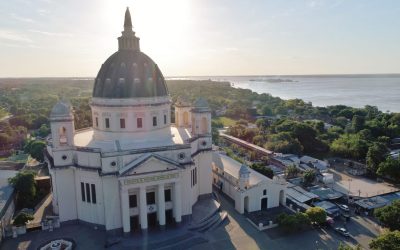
120 189 130 234
139 186 148 230
173 181 182 223
157 184 166 227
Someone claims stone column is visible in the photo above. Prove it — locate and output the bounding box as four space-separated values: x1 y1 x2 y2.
173 181 182 223
139 186 148 230
157 184 166 227
120 189 130 234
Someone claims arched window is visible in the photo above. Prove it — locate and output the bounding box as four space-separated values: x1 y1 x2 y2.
59 126 67 145
183 111 189 127
201 117 208 134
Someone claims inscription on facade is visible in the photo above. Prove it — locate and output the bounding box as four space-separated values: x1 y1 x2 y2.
123 173 179 185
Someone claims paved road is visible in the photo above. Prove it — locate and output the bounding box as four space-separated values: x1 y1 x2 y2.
194 192 380 250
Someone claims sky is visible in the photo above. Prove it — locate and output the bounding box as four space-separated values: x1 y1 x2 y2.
0 0 399 77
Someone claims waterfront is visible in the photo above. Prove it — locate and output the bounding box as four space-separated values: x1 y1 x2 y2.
169 75 400 113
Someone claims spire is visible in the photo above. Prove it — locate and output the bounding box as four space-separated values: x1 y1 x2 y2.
118 7 140 51
124 7 132 30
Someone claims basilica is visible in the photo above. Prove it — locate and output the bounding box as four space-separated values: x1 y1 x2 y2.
45 8 212 234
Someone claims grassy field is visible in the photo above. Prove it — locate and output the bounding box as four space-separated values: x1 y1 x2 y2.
213 116 237 127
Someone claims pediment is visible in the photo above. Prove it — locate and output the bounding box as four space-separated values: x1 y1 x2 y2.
119 153 181 177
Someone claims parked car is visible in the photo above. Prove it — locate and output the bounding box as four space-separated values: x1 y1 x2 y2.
335 227 350 237
337 204 350 212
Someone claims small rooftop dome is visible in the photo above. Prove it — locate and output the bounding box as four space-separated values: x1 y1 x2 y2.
192 97 211 112
239 164 251 175
50 101 72 118
193 97 209 108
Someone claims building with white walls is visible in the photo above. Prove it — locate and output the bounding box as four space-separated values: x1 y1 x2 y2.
45 8 212 235
212 153 287 214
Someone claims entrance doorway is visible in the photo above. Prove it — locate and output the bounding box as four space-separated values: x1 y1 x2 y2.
261 197 268 210
130 216 139 232
147 213 157 228
166 209 174 224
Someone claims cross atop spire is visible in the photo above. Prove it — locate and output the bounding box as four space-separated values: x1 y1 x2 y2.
118 7 140 51
124 7 132 30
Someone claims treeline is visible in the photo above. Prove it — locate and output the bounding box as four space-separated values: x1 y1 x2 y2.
0 78 399 181
227 106 400 180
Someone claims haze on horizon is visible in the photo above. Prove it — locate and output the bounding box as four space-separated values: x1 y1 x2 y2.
0 0 399 77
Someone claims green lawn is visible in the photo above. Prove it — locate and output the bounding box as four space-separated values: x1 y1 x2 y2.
213 116 236 127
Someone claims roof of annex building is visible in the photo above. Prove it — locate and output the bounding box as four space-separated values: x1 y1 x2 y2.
212 153 271 186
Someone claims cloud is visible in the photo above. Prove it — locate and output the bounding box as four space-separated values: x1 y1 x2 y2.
36 9 50 16
0 29 33 43
308 0 344 9
10 13 35 23
29 29 74 37
224 47 239 52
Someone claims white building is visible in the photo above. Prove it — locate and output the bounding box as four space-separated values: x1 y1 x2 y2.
45 8 212 235
212 153 286 214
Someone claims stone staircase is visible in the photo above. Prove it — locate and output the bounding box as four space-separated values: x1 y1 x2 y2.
188 192 228 233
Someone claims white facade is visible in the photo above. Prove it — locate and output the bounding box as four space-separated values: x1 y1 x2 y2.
212 153 287 214
45 8 213 234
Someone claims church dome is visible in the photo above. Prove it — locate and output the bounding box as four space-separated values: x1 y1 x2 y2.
93 50 168 98
92 7 168 99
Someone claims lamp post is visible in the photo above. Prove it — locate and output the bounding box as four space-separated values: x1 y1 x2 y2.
348 178 352 202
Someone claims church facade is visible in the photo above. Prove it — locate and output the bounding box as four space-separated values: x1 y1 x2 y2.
45 8 212 234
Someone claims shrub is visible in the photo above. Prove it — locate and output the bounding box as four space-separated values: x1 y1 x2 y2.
13 212 34 226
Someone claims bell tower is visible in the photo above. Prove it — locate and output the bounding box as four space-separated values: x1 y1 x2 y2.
191 97 211 136
49 101 75 149
239 164 250 190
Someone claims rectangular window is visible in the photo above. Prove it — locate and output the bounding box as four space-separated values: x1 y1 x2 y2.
165 189 171 202
137 118 143 128
120 118 125 129
86 183 91 203
95 117 98 127
153 116 157 126
195 168 197 185
146 192 155 205
91 184 96 204
105 118 110 129
164 114 167 124
129 195 137 208
81 182 85 202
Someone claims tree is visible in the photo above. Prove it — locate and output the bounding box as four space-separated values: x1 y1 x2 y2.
352 115 365 132
306 207 327 225
25 140 46 162
265 132 303 155
303 169 316 186
261 105 273 116
377 156 400 182
366 142 389 175
374 200 400 231
8 171 37 208
331 134 369 160
251 163 274 179
285 164 299 179
369 230 400 250
276 212 310 233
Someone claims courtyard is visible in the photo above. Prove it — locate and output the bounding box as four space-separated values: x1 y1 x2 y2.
330 168 398 198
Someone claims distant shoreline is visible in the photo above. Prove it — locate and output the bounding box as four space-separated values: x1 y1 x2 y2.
1 73 400 80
